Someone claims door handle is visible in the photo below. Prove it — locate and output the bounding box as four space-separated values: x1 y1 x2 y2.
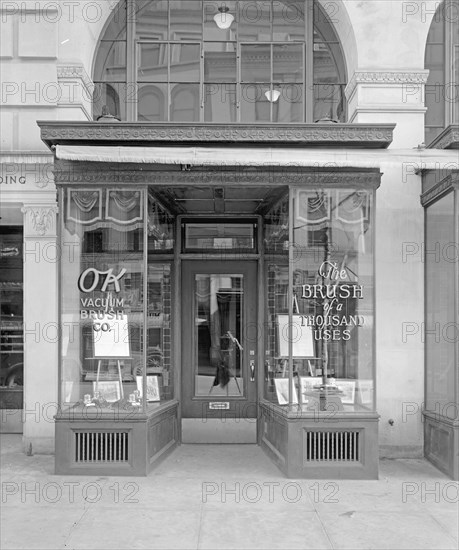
250 360 255 382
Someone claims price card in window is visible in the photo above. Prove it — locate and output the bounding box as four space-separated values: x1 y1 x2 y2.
93 313 130 357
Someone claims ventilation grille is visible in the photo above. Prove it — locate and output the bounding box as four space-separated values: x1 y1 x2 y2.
75 431 129 463
305 430 360 462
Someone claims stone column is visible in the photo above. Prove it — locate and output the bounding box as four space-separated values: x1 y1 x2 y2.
21 204 58 454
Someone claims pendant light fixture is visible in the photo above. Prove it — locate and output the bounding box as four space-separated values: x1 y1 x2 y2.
265 89 281 102
214 5 234 30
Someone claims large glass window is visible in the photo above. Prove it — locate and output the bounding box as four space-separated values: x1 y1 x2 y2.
0 227 23 411
59 188 175 414
425 191 457 416
93 0 347 122
425 0 459 144
264 187 375 412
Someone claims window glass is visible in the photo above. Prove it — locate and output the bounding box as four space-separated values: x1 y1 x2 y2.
0 227 23 410
136 0 168 40
170 0 202 40
146 264 173 405
292 188 375 412
95 41 126 81
204 84 237 121
193 274 244 397
203 0 237 41
138 43 168 82
204 43 237 82
264 191 289 404
425 192 456 415
184 223 255 250
265 188 375 411
238 0 271 41
240 84 271 122
273 44 303 83
272 0 305 41
273 83 303 122
170 43 201 81
93 0 347 122
424 0 459 142
241 44 271 82
264 260 289 403
61 188 147 412
92 83 127 121
138 83 167 121
170 84 200 121
313 83 345 122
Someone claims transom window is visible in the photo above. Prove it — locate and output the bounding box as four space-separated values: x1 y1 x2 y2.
93 0 347 123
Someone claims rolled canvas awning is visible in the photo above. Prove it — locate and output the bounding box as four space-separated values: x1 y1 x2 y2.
55 145 459 171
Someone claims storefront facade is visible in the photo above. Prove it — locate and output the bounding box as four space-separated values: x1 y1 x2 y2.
1 0 458 478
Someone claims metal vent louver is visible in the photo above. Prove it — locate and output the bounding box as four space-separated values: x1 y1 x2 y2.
75 431 129 463
305 430 360 462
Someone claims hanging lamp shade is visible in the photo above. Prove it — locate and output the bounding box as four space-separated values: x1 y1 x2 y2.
265 89 281 102
214 6 234 30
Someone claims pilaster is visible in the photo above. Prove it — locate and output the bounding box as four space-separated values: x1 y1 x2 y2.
21 203 59 454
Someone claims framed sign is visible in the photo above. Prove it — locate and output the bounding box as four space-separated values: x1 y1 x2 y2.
335 380 356 404
93 313 130 358
93 381 121 403
274 378 298 405
136 375 160 402
276 315 315 358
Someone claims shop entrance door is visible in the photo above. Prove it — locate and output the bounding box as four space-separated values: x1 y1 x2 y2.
181 261 258 443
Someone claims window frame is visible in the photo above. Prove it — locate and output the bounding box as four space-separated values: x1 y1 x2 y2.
425 0 459 144
92 0 347 123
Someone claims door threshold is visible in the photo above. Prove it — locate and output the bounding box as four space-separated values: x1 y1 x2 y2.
181 419 257 443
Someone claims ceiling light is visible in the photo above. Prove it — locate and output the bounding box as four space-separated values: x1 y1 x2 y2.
214 6 234 30
265 89 281 103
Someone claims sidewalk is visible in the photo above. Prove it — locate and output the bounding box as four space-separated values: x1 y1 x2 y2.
1 434 458 550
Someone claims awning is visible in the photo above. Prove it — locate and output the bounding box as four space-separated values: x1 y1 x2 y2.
55 145 459 171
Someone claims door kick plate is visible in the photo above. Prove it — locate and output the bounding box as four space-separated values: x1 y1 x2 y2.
209 402 230 410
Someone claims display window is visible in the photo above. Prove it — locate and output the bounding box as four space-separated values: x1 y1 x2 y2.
59 188 175 414
264 187 375 412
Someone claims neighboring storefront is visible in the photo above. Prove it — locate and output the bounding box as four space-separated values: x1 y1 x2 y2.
0 155 56 442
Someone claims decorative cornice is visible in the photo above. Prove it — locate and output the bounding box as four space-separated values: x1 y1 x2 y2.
53 164 381 188
38 122 395 149
427 125 459 150
421 173 459 207
57 65 94 94
21 205 58 238
346 70 430 100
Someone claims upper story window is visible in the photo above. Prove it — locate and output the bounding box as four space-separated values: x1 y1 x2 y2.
425 0 459 144
93 0 347 123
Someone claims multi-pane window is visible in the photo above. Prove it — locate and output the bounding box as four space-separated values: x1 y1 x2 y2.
425 0 459 144
93 0 347 123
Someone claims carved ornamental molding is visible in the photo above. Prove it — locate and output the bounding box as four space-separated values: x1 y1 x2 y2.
38 122 395 149
346 70 430 99
428 125 459 150
57 65 94 95
53 163 382 189
21 205 58 238
421 173 459 207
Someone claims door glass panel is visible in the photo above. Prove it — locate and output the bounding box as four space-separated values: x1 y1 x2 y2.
194 274 244 397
